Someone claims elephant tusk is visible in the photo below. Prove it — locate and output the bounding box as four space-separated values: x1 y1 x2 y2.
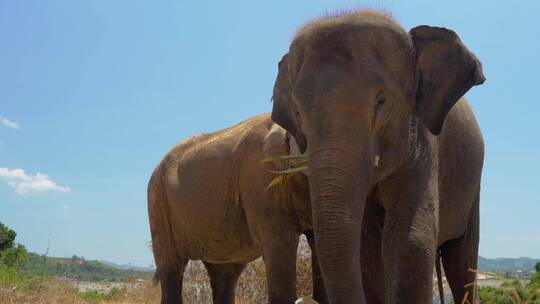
374 155 380 167
295 297 319 304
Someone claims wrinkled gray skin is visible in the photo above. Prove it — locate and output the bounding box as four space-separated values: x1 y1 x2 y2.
271 11 485 304
148 114 326 304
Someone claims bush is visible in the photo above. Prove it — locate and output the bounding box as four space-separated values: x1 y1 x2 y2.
79 290 105 303
78 286 127 303
103 286 127 301
479 286 514 304
479 277 540 304
0 262 50 291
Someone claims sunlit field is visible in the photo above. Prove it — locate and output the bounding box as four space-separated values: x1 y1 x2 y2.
0 239 314 304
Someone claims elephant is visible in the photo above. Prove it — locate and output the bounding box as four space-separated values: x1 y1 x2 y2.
270 10 485 304
147 114 327 304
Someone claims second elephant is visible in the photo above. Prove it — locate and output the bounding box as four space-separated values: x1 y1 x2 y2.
148 114 325 304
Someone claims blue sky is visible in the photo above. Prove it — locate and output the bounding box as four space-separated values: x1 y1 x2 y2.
0 0 538 267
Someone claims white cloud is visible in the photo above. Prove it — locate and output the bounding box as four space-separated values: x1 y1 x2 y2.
62 205 71 210
0 117 19 129
0 166 71 194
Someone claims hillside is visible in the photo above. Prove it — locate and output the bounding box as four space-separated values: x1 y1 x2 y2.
99 260 154 273
478 256 540 272
23 252 151 282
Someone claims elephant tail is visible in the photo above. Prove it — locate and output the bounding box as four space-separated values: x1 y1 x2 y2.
148 168 182 286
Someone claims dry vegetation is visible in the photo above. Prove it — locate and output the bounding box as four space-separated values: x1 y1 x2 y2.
0 239 314 304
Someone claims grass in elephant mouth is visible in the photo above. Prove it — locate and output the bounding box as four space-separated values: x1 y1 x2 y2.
263 154 309 189
263 154 382 190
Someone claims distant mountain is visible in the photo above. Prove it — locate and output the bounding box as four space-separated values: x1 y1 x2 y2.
478 256 540 273
99 260 154 273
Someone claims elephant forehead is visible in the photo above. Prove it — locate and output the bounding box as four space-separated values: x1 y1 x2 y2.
289 12 415 102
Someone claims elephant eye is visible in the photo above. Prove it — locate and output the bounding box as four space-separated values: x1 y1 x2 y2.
374 92 386 111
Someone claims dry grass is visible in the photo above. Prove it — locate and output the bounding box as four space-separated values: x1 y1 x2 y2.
0 239 314 304
179 237 313 303
0 278 85 304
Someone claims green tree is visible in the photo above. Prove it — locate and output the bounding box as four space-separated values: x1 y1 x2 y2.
535 262 540 273
0 222 17 252
0 223 29 272
0 244 29 271
71 255 80 265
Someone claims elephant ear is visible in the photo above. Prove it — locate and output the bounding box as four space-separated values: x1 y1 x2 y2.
271 53 307 152
410 25 485 135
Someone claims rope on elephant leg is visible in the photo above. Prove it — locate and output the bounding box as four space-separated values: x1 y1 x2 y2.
436 248 445 304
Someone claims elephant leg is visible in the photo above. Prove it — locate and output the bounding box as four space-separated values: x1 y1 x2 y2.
441 191 480 304
160 258 187 304
361 200 387 304
379 186 437 303
377 159 439 304
381 213 436 304
261 230 299 304
204 262 246 304
305 230 329 304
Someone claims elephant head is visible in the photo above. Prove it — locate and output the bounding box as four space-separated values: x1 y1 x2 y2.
271 12 484 303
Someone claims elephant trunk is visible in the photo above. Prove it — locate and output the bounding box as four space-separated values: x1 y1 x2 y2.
308 134 374 304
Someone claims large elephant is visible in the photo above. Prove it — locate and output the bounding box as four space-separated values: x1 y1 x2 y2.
271 11 485 304
148 114 326 304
